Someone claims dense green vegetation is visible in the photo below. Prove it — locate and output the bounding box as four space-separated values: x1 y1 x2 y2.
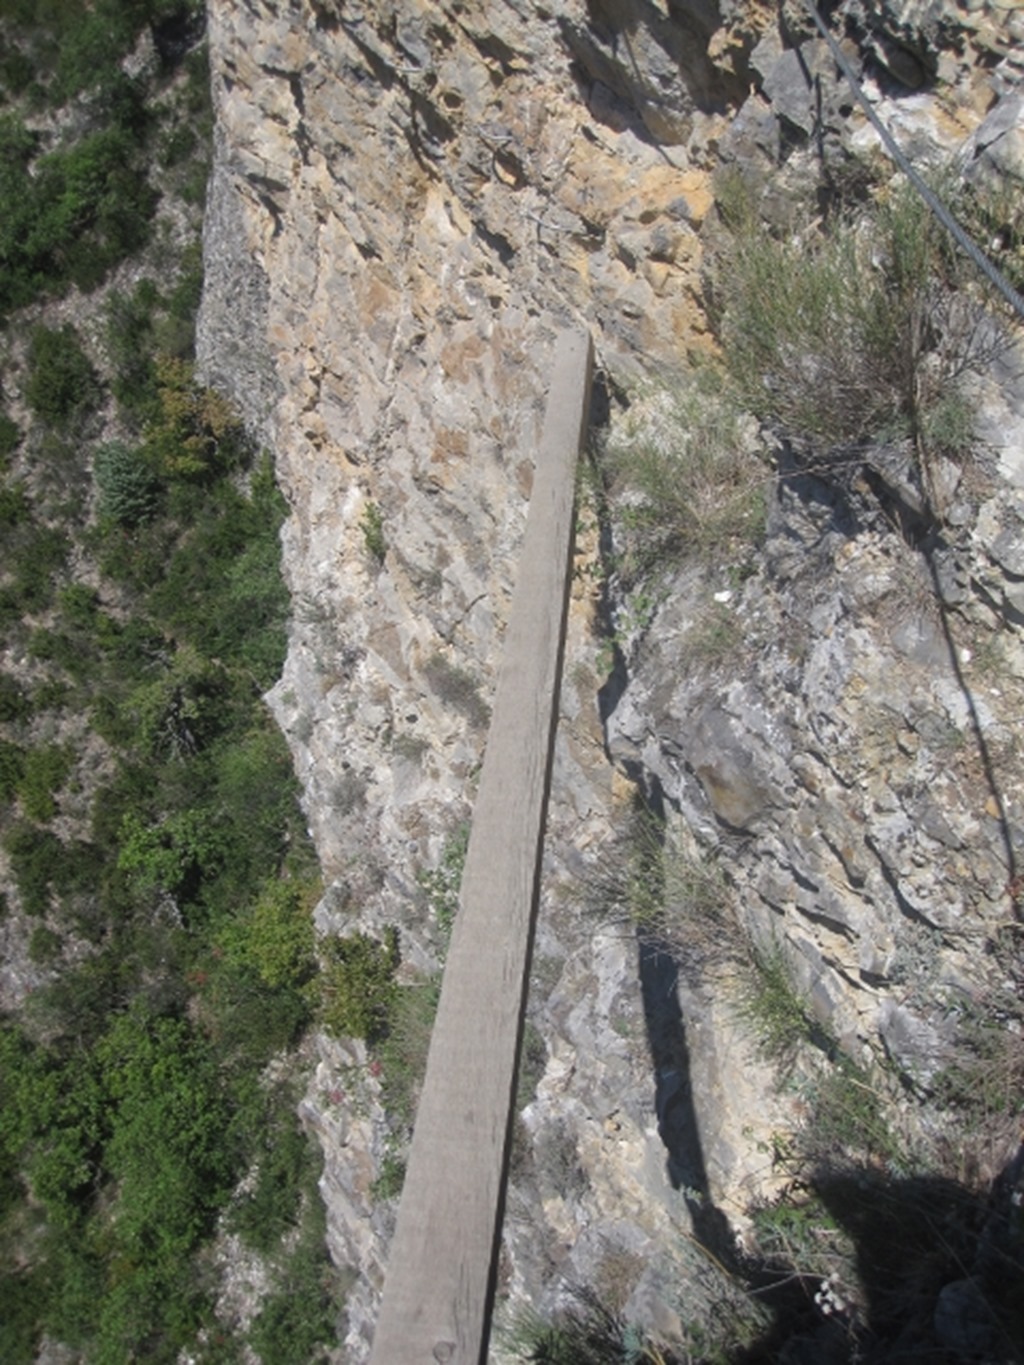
0 7 337 1361
0 0 206 315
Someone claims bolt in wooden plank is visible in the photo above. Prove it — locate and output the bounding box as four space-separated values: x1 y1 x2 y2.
368 327 593 1365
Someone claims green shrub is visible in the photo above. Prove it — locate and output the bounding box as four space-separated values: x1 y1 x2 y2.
105 282 162 418
94 440 161 524
17 743 73 821
0 672 30 721
228 1089 317 1253
247 1230 336 1365
199 960 311 1063
126 644 232 759
96 1007 237 1251
216 877 319 991
3 823 62 916
359 499 386 562
0 1267 46 1365
0 738 25 803
140 456 289 686
117 807 220 900
320 927 400 1041
0 127 157 312
370 1149 406 1202
6 524 70 618
0 412 20 462
25 325 101 428
143 356 245 483
28 924 61 964
0 480 30 529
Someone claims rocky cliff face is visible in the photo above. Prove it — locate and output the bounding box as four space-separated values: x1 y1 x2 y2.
196 0 1024 1355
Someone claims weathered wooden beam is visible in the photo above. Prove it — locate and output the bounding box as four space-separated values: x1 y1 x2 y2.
368 327 593 1365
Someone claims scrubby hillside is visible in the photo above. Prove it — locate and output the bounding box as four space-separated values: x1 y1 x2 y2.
0 5 339 1361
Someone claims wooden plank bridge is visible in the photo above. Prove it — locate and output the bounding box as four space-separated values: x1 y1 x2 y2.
368 327 593 1364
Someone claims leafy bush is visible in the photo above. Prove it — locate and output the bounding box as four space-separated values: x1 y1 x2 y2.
27 924 61 964
247 1223 337 1365
0 480 30 529
3 823 63 916
106 277 198 420
0 411 20 461
228 1087 317 1253
216 877 319 991
118 806 220 900
25 325 101 427
0 126 158 311
0 738 25 801
2 0 185 100
2 523 70 620
144 356 245 483
0 25 325 1359
320 927 400 1040
96 1007 237 1251
359 499 386 562
146 459 289 686
16 743 72 821
0 671 30 720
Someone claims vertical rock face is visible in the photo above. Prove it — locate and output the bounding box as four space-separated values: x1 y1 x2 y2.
197 0 1024 1355
196 2 754 1349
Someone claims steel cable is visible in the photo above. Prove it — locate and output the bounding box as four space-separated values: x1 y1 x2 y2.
804 0 1024 321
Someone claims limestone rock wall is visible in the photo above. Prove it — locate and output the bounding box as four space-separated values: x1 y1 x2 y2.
196 0 1024 1355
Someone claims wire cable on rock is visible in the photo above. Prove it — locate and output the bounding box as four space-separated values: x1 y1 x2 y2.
804 0 1024 322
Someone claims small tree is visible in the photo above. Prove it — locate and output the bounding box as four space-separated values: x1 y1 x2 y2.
93 440 160 525
25 324 101 428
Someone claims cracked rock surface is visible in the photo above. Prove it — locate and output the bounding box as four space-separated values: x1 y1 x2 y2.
196 0 1024 1354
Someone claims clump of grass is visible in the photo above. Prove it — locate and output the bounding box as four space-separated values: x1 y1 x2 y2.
733 940 817 1072
933 982 1024 1122
417 823 469 943
716 173 1007 483
601 365 767 574
376 976 440 1134
683 600 745 668
422 651 490 729
579 802 738 976
500 1287 662 1364
391 731 429 764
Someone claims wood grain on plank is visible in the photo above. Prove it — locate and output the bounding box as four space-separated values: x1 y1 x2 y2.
368 327 593 1365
